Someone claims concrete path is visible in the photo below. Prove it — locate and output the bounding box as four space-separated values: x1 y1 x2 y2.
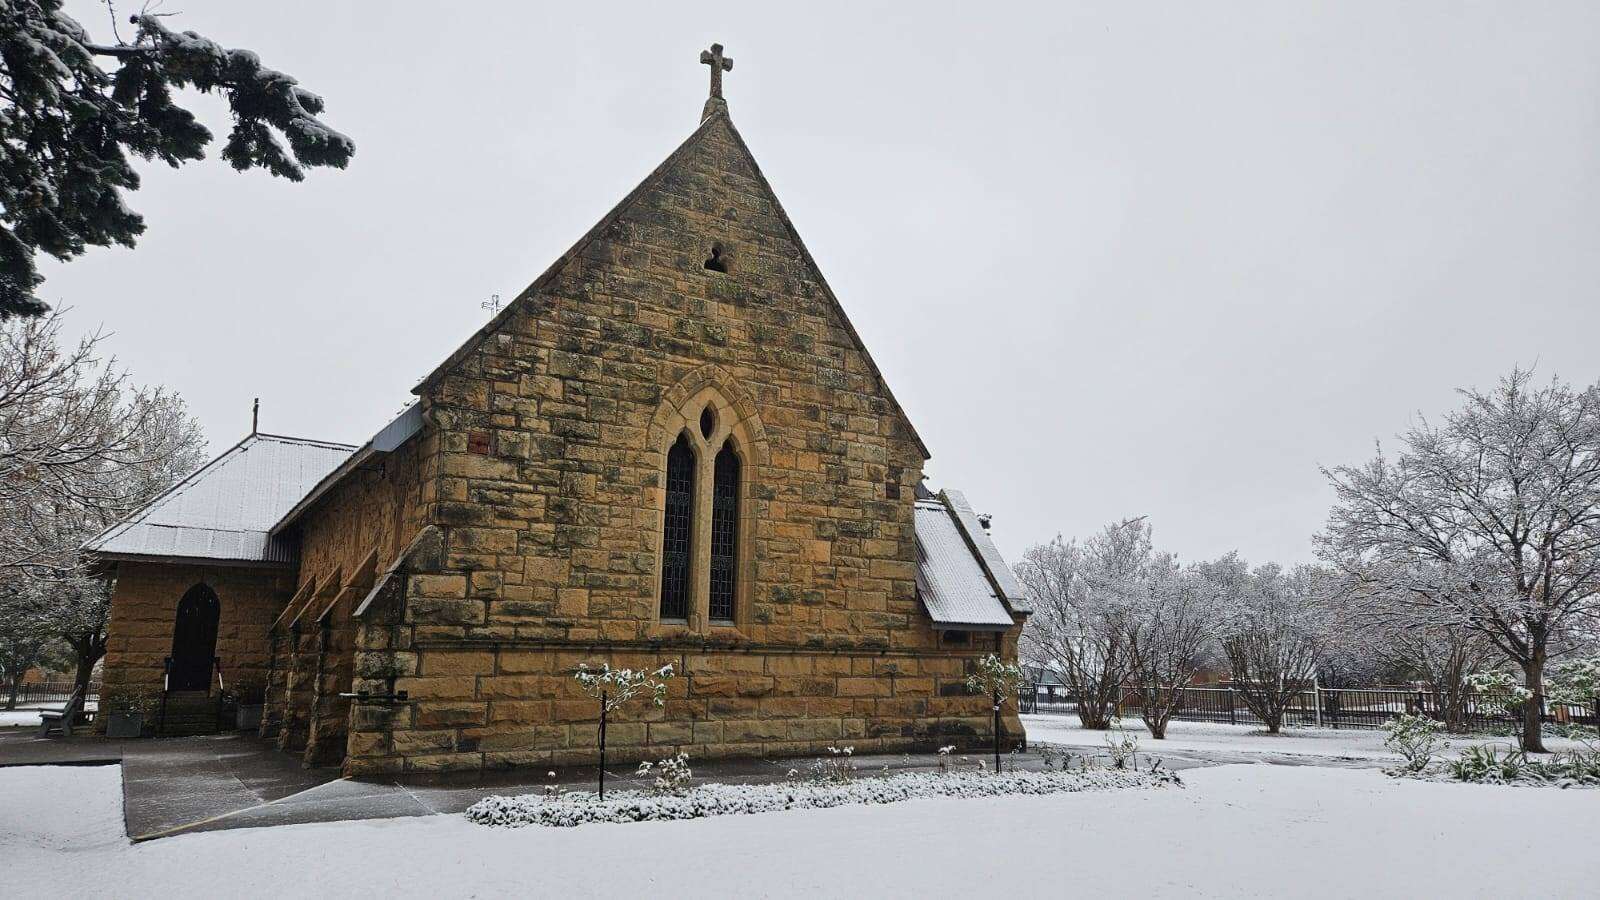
2 727 1310 842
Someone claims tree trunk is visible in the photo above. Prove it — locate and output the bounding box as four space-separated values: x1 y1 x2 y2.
1264 708 1283 734
71 650 94 701
5 674 20 710
1520 659 1546 753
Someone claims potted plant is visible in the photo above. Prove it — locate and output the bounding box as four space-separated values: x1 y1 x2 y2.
233 674 267 733
103 685 159 738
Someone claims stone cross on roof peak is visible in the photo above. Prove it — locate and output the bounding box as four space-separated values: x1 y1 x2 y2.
700 43 733 99
699 43 733 120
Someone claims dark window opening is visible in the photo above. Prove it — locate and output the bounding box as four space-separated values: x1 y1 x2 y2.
709 441 740 622
700 406 717 440
660 434 696 620
703 243 728 273
943 630 971 646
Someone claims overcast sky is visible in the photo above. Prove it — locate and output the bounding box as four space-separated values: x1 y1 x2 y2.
42 1 1600 567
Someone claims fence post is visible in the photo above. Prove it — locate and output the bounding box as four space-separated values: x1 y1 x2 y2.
1228 686 1236 726
1313 679 1322 729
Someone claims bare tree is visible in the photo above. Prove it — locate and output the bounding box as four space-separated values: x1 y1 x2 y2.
1126 556 1222 738
1017 518 1148 730
0 572 57 708
1218 562 1333 734
1319 369 1600 752
0 311 203 573
0 311 204 697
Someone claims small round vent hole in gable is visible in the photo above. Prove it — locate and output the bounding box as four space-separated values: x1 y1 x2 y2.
703 243 728 273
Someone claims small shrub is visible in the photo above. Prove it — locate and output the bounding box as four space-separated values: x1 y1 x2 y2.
1105 719 1138 769
1448 744 1524 783
102 684 160 717
1466 672 1533 715
1445 741 1600 787
636 753 693 796
1383 714 1447 773
1546 656 1600 706
1037 743 1060 770
809 745 856 784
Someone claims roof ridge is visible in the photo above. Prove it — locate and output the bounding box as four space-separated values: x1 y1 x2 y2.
251 432 360 450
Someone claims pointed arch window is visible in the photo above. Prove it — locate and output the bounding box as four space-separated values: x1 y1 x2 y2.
660 434 696 620
709 440 741 622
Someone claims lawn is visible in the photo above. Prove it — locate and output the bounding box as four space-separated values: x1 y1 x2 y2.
1021 713 1593 763
4 759 1596 898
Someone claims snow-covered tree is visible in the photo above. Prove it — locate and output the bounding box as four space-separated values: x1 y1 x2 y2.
1327 576 1498 731
1017 518 1149 730
573 662 674 799
1 310 202 698
1 2 355 318
0 571 58 708
1319 369 1600 752
1 310 203 573
1126 556 1222 738
1218 562 1334 734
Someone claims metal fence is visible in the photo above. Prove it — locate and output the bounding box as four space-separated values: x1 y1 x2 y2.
2 680 101 708
1021 683 1600 732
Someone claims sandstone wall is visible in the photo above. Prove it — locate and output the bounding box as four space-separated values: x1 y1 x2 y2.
101 561 294 695
340 111 1025 775
262 436 434 762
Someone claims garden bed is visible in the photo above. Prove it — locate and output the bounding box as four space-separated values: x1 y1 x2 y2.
466 767 1181 829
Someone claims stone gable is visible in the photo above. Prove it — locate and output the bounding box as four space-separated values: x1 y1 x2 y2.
332 109 1022 775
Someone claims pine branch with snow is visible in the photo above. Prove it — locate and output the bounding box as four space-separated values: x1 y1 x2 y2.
0 2 354 318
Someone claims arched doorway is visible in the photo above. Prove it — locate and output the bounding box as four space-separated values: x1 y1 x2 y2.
169 584 220 691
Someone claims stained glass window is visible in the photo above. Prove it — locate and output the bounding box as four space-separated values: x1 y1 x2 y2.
710 441 740 622
660 434 695 620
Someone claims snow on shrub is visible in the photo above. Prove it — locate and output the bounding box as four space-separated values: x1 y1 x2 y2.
1382 714 1448 773
1547 656 1600 706
465 767 1182 829
1465 672 1533 714
635 753 693 796
1442 743 1600 788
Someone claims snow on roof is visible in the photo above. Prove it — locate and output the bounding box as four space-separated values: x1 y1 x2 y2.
83 433 356 565
915 493 1025 630
942 490 1032 614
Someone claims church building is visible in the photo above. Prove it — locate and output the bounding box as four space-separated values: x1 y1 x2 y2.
85 45 1031 776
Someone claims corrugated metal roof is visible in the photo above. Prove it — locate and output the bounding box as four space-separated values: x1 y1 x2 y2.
270 402 423 537
914 498 1016 629
943 489 1032 614
83 434 356 564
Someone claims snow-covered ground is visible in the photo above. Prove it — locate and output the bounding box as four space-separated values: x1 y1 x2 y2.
5 762 1597 898
0 709 44 728
1023 713 1592 763
0 701 97 729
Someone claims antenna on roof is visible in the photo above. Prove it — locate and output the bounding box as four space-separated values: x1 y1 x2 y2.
482 293 503 316
252 398 260 435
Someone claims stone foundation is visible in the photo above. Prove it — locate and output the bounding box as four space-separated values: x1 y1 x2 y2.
344 642 1023 777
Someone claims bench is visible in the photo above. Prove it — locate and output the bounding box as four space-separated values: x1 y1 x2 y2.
38 687 85 738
